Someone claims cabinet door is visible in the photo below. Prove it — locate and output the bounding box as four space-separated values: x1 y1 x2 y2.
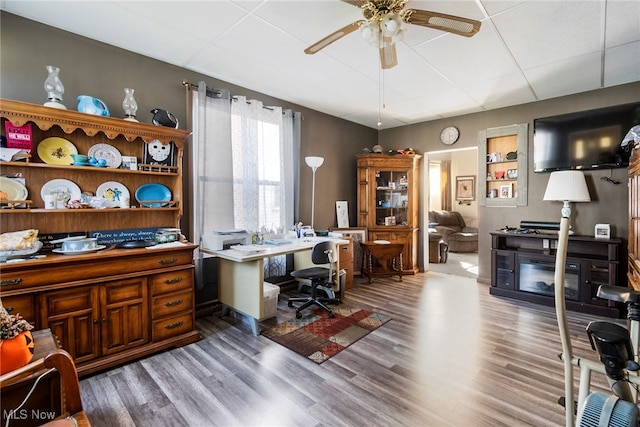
100 278 149 355
583 261 618 307
41 286 100 364
629 154 640 290
1 294 36 327
492 250 515 290
357 166 370 227
338 237 354 289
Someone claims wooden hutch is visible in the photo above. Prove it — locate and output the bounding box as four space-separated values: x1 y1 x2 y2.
0 99 200 376
356 153 421 274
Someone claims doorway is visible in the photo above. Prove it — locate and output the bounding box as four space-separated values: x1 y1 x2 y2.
424 147 478 277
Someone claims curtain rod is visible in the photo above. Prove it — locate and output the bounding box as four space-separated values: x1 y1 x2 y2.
182 79 300 115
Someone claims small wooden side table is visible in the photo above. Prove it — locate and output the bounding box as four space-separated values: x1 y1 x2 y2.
361 241 405 283
1 329 62 426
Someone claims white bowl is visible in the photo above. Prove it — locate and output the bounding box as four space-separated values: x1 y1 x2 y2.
61 238 97 252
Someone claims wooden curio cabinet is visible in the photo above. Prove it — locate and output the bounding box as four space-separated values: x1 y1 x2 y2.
357 153 421 274
629 147 640 290
0 99 200 376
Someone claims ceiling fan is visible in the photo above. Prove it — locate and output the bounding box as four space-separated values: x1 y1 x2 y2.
304 0 482 69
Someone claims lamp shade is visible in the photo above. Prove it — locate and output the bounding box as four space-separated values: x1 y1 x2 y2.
543 170 591 202
305 156 324 169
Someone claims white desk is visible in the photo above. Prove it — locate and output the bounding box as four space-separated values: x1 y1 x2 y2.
201 237 348 335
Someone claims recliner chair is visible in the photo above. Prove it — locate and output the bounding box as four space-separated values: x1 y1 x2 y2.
288 241 341 318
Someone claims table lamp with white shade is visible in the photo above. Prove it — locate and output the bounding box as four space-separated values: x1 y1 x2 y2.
305 156 324 229
544 170 591 427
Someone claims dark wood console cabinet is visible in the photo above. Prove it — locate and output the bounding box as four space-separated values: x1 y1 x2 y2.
489 232 624 318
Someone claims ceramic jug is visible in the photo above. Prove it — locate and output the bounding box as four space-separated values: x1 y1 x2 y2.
77 95 110 117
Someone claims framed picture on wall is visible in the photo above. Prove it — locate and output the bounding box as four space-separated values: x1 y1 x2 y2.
329 227 367 276
456 176 475 201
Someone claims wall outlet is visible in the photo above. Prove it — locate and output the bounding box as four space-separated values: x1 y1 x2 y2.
543 239 549 249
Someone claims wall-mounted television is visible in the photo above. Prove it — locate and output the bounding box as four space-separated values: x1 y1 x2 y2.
533 102 640 173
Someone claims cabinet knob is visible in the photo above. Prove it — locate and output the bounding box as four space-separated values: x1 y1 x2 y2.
93 319 99 324
102 318 107 323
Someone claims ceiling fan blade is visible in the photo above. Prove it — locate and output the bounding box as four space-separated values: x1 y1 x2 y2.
380 38 398 69
402 9 481 37
304 20 365 54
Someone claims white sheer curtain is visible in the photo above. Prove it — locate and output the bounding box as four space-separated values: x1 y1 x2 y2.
190 82 299 286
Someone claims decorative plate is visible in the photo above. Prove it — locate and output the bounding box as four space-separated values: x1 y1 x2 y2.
96 181 129 208
116 240 157 249
41 179 82 206
52 245 107 255
135 183 171 208
88 143 122 168
37 137 78 165
0 176 28 203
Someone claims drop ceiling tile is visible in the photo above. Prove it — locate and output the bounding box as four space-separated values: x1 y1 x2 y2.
460 71 537 109
605 0 640 47
524 51 603 100
412 22 519 85
492 1 603 70
604 41 640 87
115 1 249 43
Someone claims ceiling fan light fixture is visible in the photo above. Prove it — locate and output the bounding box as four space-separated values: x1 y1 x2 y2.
361 20 380 46
382 13 402 37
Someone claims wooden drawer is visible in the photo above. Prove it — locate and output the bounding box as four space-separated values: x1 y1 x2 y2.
339 241 354 263
1 294 36 325
42 286 96 317
152 312 194 341
0 248 195 291
150 268 193 296
152 289 193 319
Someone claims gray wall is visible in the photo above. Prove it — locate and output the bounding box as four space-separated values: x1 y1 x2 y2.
379 83 640 282
0 12 376 234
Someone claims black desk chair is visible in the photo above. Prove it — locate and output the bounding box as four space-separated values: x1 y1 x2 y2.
288 241 341 318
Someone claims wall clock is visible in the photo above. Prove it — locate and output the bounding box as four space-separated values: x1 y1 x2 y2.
440 126 460 145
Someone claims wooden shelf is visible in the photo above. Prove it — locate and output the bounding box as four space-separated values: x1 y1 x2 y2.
0 98 189 146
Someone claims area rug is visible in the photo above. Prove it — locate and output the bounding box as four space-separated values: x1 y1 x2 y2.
261 304 391 364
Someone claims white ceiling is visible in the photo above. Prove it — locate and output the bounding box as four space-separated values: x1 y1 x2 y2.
2 0 639 129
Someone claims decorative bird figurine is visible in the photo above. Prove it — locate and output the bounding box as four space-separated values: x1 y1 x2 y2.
150 108 179 128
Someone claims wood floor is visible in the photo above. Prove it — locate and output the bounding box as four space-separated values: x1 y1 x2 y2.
80 271 618 427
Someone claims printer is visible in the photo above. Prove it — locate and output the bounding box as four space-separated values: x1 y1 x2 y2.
201 230 252 251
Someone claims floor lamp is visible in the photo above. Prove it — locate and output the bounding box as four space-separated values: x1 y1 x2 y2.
543 170 591 427
305 156 324 230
